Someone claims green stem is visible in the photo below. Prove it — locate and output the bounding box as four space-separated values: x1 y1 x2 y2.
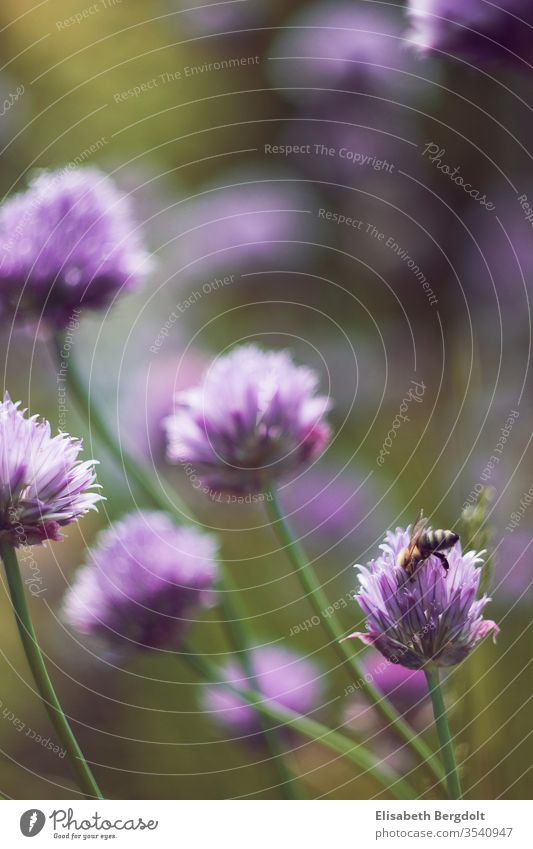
183 645 416 800
53 333 185 517
218 570 306 799
425 668 463 799
0 542 103 799
265 483 446 793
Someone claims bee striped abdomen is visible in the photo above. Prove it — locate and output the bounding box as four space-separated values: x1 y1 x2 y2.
421 530 459 553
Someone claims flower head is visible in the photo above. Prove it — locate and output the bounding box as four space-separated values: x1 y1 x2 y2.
0 394 101 545
165 345 331 495
0 167 152 327
63 512 218 651
347 524 499 669
406 0 533 64
202 646 323 734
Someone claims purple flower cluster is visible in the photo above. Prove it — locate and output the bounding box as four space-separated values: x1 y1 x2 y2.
0 393 101 546
63 512 218 651
348 525 499 669
0 167 152 327
165 344 331 495
202 646 323 734
407 0 533 63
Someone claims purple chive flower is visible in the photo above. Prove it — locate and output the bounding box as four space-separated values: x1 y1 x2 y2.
0 393 101 546
347 524 499 669
0 167 152 327
63 512 218 651
165 344 331 496
202 646 323 734
406 0 533 63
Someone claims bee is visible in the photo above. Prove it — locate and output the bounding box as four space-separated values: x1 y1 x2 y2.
397 511 459 579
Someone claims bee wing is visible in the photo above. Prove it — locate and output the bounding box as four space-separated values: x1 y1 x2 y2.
405 510 427 558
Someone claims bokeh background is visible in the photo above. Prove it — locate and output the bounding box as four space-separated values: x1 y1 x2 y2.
0 0 531 799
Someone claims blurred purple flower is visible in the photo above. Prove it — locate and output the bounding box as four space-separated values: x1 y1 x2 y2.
0 167 153 328
359 649 428 719
175 173 317 279
494 531 533 603
165 344 331 496
269 2 426 100
202 646 323 733
343 649 431 769
282 466 381 553
347 524 499 669
406 0 533 63
63 512 218 651
0 393 101 546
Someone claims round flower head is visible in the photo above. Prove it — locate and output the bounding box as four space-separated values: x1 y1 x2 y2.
346 524 499 669
165 345 331 496
63 512 218 652
0 393 101 545
406 0 533 64
0 167 152 327
202 646 323 734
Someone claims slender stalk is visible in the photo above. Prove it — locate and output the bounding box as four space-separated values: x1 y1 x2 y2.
425 668 463 799
183 644 416 800
218 570 306 799
52 335 303 798
0 542 102 799
265 483 446 792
